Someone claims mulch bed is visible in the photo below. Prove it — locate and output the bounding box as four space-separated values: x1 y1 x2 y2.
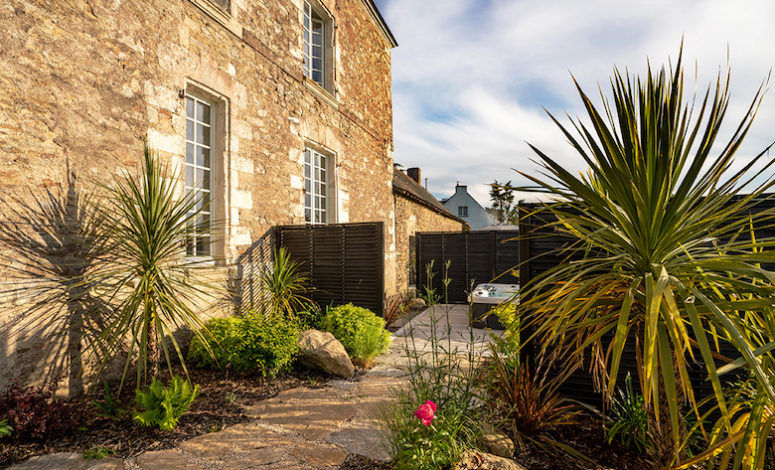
337 454 394 470
0 364 334 469
512 413 652 470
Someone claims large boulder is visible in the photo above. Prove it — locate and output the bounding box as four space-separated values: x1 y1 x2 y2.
298 330 355 378
453 450 527 470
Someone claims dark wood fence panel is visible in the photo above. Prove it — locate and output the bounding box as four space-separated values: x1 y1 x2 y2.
517 198 775 405
276 222 384 316
415 231 519 303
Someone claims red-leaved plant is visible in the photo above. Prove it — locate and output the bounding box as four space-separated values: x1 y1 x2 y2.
0 380 74 441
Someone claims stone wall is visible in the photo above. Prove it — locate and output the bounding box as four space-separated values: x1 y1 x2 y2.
393 194 466 293
0 0 395 394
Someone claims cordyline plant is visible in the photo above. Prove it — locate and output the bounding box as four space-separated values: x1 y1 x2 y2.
86 142 218 391
517 49 775 468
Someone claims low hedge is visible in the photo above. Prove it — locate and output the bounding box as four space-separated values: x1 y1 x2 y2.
319 303 390 366
188 313 300 377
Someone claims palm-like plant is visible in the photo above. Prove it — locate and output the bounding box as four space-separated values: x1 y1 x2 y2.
259 247 312 318
87 142 218 390
518 50 775 467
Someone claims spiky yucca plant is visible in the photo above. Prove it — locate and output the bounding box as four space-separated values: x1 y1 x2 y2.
259 247 312 318
518 50 775 467
89 142 217 390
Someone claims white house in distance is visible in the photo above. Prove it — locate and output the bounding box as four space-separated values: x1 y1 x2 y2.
442 183 495 230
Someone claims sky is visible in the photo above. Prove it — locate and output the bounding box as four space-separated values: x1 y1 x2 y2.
373 0 775 206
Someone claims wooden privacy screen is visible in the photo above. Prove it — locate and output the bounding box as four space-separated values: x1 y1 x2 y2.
415 231 519 304
275 222 385 316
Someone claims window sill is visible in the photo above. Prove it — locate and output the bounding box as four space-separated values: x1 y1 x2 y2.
303 77 339 109
189 0 243 37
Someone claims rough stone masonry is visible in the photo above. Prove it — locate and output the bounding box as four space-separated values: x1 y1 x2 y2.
0 0 400 394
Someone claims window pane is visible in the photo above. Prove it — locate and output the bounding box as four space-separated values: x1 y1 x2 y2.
198 169 211 190
197 124 210 146
304 179 311 193
305 193 311 208
305 208 311 222
186 166 194 187
196 146 210 168
304 149 311 164
198 192 210 211
320 211 326 224
186 98 195 118
312 70 322 83
196 236 211 256
186 143 194 164
196 101 210 122
186 121 194 142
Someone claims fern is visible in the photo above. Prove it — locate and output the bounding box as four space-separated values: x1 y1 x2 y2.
0 419 11 438
134 376 198 431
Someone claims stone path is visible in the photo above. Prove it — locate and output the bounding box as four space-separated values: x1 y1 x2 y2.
10 305 494 470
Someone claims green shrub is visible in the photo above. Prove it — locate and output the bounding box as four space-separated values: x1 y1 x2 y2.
607 374 649 452
0 419 11 439
188 313 300 376
134 376 198 431
319 304 390 365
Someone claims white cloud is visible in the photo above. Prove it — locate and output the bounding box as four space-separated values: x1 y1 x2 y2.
376 0 775 206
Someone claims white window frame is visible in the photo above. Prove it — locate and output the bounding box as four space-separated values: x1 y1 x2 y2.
185 94 216 259
304 148 335 224
302 0 333 91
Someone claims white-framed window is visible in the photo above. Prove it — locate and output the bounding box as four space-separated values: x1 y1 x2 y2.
458 206 468 217
303 1 332 90
304 148 333 224
185 95 215 257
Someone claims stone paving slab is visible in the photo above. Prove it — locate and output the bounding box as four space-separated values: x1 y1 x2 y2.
245 386 359 441
134 449 201 469
9 453 124 470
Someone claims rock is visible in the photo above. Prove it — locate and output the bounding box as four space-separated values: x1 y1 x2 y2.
297 329 355 377
453 450 527 470
409 297 426 309
477 431 515 458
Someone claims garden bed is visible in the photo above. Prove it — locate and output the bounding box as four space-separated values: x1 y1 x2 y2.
0 364 333 469
511 413 652 470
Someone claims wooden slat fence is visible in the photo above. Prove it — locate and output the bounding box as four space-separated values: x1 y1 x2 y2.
415 231 519 304
276 222 385 316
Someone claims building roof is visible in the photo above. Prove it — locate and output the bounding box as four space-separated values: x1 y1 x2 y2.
361 0 398 48
393 170 465 224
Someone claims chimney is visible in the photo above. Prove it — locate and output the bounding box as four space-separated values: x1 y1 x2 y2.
407 167 421 184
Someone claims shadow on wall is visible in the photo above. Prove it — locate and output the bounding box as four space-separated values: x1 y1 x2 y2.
232 229 276 313
0 167 116 396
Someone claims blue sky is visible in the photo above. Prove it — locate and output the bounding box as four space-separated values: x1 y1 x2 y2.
373 0 775 205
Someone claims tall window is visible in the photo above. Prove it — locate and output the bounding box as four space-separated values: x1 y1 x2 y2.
304 148 330 224
185 96 214 257
458 206 468 217
303 1 329 88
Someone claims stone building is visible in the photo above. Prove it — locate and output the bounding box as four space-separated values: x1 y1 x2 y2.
0 0 400 392
393 167 467 292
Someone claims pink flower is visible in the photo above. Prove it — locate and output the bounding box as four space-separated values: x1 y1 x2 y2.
414 400 437 426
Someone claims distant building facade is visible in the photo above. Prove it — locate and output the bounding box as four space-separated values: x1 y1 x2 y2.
442 184 494 230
